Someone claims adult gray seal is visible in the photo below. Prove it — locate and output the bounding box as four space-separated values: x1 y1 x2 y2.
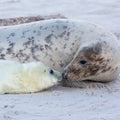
61 21 120 87
0 19 119 87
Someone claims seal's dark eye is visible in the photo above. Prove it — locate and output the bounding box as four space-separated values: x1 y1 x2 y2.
79 60 87 65
49 69 54 74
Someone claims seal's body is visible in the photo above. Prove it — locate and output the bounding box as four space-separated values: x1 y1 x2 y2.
0 19 119 87
0 19 82 71
0 60 61 94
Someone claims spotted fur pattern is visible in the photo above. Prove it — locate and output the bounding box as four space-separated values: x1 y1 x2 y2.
62 24 120 87
0 19 82 71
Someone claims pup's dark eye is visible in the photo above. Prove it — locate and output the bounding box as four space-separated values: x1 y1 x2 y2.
49 69 54 74
79 60 87 65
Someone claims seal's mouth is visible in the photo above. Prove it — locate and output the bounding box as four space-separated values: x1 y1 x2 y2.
61 70 95 87
54 71 63 85
62 70 67 80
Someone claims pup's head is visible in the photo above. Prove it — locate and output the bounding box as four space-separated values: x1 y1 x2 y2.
23 62 62 90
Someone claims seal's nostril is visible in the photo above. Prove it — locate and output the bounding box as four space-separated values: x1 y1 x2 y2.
62 70 68 79
62 69 66 77
62 72 65 77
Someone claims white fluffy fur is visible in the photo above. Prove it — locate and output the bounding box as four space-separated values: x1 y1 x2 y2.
0 60 61 94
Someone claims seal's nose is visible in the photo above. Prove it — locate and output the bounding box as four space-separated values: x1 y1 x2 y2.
62 72 65 78
62 69 67 79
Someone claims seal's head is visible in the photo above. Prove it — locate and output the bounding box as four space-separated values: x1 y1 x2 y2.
62 42 119 87
20 62 62 91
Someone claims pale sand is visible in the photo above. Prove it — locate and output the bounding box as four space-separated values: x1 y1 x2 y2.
0 0 120 120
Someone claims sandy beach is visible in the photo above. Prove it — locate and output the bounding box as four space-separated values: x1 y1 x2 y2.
0 0 120 120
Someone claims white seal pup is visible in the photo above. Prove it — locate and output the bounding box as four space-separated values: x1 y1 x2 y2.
0 19 119 87
0 60 61 94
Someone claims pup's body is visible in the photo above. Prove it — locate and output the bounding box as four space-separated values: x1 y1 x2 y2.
0 60 61 94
